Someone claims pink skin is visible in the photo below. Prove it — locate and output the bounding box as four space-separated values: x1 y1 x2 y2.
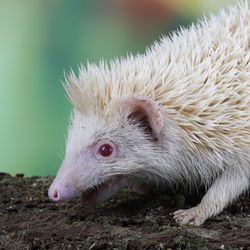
48 164 150 203
48 139 126 203
48 176 77 202
48 163 79 202
48 175 125 203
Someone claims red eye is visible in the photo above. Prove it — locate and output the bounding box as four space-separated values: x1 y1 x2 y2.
98 144 113 157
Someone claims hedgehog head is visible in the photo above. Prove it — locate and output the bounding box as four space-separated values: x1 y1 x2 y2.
48 83 166 203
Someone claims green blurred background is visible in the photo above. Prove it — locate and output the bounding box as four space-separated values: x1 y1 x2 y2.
0 0 236 176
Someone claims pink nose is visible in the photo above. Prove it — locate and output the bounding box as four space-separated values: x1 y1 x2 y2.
48 186 62 202
48 182 76 202
48 188 61 201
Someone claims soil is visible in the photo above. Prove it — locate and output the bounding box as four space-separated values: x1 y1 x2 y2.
0 172 249 250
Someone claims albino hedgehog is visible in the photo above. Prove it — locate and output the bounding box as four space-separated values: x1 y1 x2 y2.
48 2 250 226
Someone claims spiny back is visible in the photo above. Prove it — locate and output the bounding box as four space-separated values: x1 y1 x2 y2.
65 2 250 150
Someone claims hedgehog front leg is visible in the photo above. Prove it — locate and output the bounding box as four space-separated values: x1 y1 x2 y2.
173 169 249 226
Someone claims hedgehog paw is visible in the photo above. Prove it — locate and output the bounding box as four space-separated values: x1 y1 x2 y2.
173 207 206 226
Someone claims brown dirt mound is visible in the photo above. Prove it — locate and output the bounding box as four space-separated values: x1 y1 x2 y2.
0 173 249 249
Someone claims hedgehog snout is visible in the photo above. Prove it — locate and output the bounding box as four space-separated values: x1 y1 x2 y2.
48 179 76 202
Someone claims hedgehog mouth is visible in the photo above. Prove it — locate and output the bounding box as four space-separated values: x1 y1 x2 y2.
81 177 123 204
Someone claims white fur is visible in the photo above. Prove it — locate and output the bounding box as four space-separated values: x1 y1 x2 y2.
65 1 250 150
50 2 250 226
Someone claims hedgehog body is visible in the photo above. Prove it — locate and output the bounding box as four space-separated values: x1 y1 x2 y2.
49 2 250 226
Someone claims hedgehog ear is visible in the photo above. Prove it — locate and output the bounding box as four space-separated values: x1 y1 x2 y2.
120 97 164 141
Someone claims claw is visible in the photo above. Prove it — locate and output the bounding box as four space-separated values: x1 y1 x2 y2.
173 207 206 226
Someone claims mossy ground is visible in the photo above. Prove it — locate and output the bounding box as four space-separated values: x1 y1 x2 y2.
0 173 249 249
